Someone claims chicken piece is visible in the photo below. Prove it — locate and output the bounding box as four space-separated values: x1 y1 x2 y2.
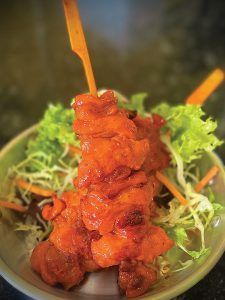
42 194 66 221
73 90 137 138
133 115 170 173
74 113 137 139
118 260 157 298
30 240 50 276
91 234 140 268
45 242 84 289
60 190 81 207
81 191 113 234
49 222 99 272
73 90 118 121
30 241 84 290
42 191 82 223
77 136 149 188
114 204 149 242
137 225 174 263
91 225 173 268
81 185 151 235
90 170 147 198
49 223 90 256
42 191 99 272
104 166 132 183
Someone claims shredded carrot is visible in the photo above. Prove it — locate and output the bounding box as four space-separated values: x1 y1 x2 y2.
185 68 224 105
0 200 27 213
15 179 53 197
156 171 188 205
195 165 220 193
68 144 82 155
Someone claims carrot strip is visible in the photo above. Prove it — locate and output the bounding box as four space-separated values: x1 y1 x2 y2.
195 166 220 193
15 179 53 197
0 200 27 213
185 68 224 105
156 171 188 205
68 145 82 155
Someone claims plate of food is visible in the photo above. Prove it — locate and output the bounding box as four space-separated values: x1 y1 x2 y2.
0 1 224 299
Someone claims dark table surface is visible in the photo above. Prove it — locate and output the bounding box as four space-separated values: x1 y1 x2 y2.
0 0 224 299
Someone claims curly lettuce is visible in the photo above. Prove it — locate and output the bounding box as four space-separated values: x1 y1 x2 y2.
26 103 79 168
152 103 223 163
118 92 148 117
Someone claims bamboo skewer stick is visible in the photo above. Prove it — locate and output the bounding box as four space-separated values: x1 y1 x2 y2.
63 0 97 97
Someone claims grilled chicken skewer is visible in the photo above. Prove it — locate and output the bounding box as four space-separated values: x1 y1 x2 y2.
31 1 173 297
31 90 173 297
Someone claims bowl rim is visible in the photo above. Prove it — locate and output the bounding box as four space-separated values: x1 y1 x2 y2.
0 125 225 300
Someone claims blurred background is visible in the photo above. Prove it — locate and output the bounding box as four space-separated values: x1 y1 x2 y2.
0 0 225 298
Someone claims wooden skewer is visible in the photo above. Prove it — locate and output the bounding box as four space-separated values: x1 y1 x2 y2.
185 68 224 105
63 0 97 97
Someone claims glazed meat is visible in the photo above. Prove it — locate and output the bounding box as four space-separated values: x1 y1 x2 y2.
81 180 155 236
133 115 170 173
31 191 99 290
76 135 149 188
91 233 140 268
31 90 173 297
91 225 173 268
73 91 137 138
30 241 84 290
118 260 157 298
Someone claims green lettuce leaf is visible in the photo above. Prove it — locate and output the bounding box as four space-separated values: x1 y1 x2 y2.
27 104 78 165
212 203 224 211
167 227 210 260
118 93 147 117
167 227 189 245
152 103 223 163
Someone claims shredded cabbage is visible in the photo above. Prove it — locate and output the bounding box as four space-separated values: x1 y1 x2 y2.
2 104 80 249
153 134 222 269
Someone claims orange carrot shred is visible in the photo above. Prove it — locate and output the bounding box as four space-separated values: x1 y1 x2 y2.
185 68 224 105
195 165 220 193
156 171 188 205
16 179 53 197
0 200 27 213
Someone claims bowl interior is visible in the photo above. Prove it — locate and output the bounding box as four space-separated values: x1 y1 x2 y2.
0 127 224 300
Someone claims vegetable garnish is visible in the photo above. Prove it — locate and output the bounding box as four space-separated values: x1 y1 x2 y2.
195 166 220 193
156 171 188 205
185 68 224 105
26 103 77 168
0 200 27 213
119 93 148 117
16 178 54 197
152 103 223 163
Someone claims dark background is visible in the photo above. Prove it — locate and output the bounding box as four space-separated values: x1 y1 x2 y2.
0 0 224 299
